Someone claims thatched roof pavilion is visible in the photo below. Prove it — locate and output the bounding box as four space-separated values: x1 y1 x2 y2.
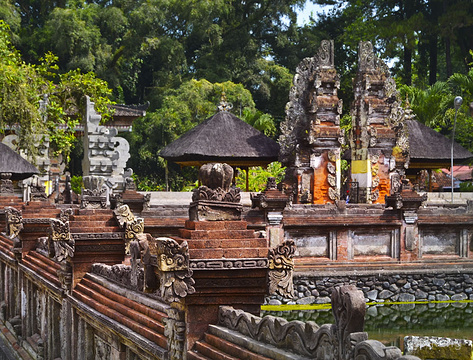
159 111 279 168
406 119 472 169
0 143 39 180
159 105 279 191
406 119 473 191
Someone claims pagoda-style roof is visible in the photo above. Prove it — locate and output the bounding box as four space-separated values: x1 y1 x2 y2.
406 119 473 169
0 143 39 180
159 111 280 167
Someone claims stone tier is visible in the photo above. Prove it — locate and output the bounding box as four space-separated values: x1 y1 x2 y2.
72 273 168 350
176 220 268 260
19 202 63 253
69 209 125 285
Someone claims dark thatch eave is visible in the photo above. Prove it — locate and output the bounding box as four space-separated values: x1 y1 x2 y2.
0 143 39 180
159 111 279 167
407 120 473 166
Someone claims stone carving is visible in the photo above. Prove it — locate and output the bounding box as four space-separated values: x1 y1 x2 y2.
164 307 186 360
82 96 130 188
190 258 268 270
113 204 144 254
217 92 233 112
332 285 367 360
57 262 73 294
30 182 47 201
0 173 14 194
316 39 334 67
218 286 419 360
49 218 74 262
151 237 195 303
81 175 107 209
58 208 74 223
91 263 140 291
268 240 296 298
190 163 242 221
199 162 233 191
358 41 375 71
4 207 23 240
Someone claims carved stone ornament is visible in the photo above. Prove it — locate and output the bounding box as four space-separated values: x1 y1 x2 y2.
113 204 144 255
316 39 334 68
30 183 47 201
164 307 186 360
328 174 337 187
81 175 107 209
358 41 375 71
329 187 340 201
332 285 367 360
4 207 23 240
150 237 195 303
49 218 75 262
58 208 74 223
268 240 296 298
327 162 336 175
57 261 73 294
0 173 13 194
192 185 241 203
217 291 416 360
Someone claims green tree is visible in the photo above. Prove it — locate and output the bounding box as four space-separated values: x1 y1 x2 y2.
127 79 276 190
0 20 113 161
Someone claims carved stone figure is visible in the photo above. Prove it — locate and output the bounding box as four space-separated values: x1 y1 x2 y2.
113 204 144 254
268 240 296 298
49 218 75 262
4 207 23 240
0 173 14 194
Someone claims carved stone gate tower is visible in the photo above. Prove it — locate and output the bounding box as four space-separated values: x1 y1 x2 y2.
279 40 343 204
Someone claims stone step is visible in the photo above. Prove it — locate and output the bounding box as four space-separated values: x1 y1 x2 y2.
194 340 239 360
185 238 268 250
205 333 271 360
185 221 248 231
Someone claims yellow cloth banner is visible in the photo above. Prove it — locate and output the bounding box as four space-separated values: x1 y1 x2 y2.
351 160 369 174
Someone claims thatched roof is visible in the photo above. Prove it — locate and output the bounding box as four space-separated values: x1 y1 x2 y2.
159 111 280 167
0 143 39 180
407 119 473 168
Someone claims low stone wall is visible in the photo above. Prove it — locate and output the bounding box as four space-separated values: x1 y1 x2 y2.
268 271 473 305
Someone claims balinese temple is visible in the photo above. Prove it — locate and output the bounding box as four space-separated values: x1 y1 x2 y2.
159 96 280 191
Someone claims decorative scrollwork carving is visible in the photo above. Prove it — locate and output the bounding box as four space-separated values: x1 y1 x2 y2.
268 240 296 298
328 174 337 187
58 208 74 223
49 218 75 262
5 207 23 240
316 39 334 67
164 308 186 360
329 187 340 201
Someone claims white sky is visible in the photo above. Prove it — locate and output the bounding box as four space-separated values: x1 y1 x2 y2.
296 1 329 26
